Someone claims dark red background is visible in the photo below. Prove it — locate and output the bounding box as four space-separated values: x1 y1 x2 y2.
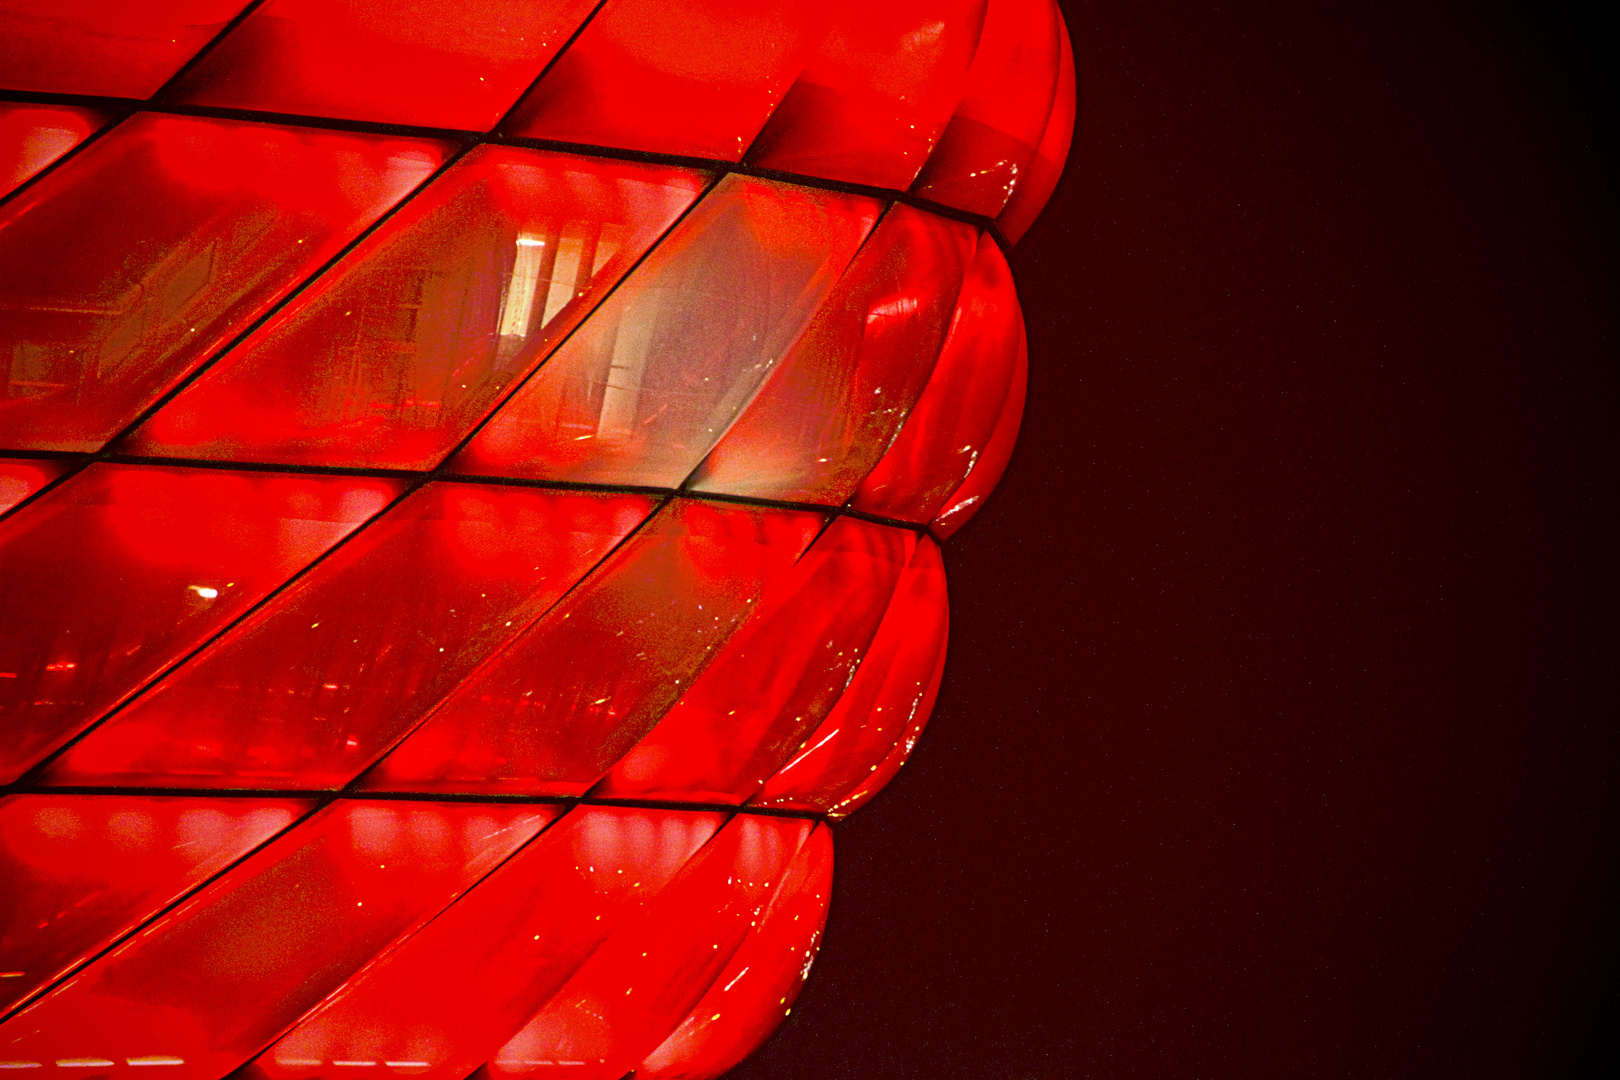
732 2 1616 1077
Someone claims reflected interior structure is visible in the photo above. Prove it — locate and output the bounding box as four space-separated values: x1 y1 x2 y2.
0 1 1075 1076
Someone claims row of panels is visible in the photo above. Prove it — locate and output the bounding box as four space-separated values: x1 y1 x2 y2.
0 116 1027 529
0 0 1075 238
0 466 947 813
0 797 831 1079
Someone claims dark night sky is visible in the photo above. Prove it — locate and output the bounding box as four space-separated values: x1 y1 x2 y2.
731 2 1615 1077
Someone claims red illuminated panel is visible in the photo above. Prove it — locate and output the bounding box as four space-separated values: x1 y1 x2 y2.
931 324 1028 538
852 232 1023 520
130 148 706 470
0 114 448 452
635 825 832 1079
753 538 948 814
248 806 724 1080
365 500 822 796
0 102 105 198
503 0 826 161
0 1 248 98
488 815 812 1080
686 206 976 504
172 0 598 130
911 0 1063 216
744 0 986 190
0 464 401 783
455 176 878 488
997 12 1076 243
0 794 304 1013
0 457 68 516
47 486 653 790
596 517 912 803
0 800 551 1079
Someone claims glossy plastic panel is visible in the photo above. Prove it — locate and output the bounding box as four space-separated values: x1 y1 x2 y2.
997 11 1076 243
249 806 724 1080
636 825 832 1079
0 464 400 783
595 517 913 803
0 2 248 98
48 486 653 790
172 0 599 130
931 323 1028 538
744 0 986 190
852 232 1022 520
131 148 706 470
366 500 822 796
0 794 304 1013
455 175 878 488
0 114 448 451
0 801 550 1079
0 102 105 198
686 206 976 504
753 538 948 814
488 815 812 1080
0 457 67 516
910 0 1063 216
502 0 826 161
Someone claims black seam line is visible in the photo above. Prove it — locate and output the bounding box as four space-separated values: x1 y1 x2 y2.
335 491 676 796
0 90 1011 249
0 792 327 1027
491 0 615 132
0 448 934 534
146 0 273 104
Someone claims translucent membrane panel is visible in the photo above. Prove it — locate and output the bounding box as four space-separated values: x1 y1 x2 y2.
687 206 977 504
171 0 599 130
595 517 913 804
455 175 878 488
0 464 400 783
997 12 1076 243
248 806 724 1080
744 0 986 190
931 326 1027 538
0 457 67 515
365 500 822 796
911 0 1063 216
0 800 551 1080
0 114 448 452
502 0 827 161
130 149 706 471
0 102 105 199
488 815 813 1080
635 825 832 1079
48 485 654 790
0 794 304 1013
0 1 248 97
852 233 1023 521
753 538 948 815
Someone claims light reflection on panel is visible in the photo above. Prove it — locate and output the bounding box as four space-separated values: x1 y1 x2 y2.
130 148 706 470
454 175 879 488
171 0 600 130
47 485 655 790
997 10 1076 243
0 101 106 198
502 0 827 161
364 500 823 796
0 800 553 1080
0 456 68 516
0 464 402 783
0 794 306 1014
930 322 1028 539
0 114 448 452
685 206 976 504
